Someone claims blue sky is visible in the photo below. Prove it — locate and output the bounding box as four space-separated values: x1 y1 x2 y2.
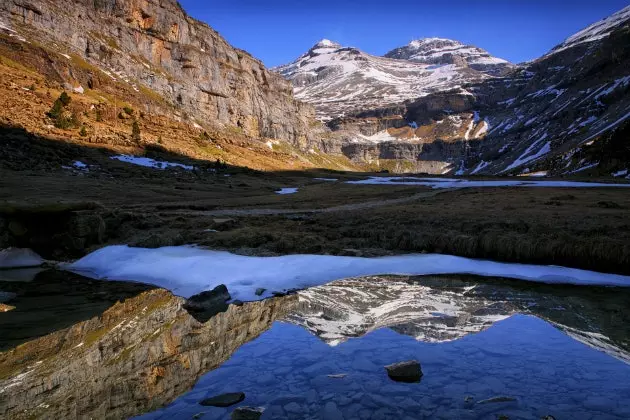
178 0 629 67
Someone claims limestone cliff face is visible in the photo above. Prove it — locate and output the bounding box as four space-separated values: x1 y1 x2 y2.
0 289 297 419
1 0 314 145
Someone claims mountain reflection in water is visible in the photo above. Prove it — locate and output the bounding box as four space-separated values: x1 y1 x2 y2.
0 272 629 420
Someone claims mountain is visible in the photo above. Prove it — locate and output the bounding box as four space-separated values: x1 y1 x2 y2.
285 275 630 364
384 37 513 76
276 7 630 175
0 0 363 172
0 1 628 176
274 38 501 120
468 6 630 175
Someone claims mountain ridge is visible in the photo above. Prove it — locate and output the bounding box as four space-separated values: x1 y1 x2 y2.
275 6 630 176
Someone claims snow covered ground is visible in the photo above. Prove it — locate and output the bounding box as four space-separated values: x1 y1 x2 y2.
276 188 299 195
346 177 630 189
110 155 194 171
66 246 630 301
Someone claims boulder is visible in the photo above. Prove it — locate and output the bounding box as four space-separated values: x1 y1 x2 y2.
200 392 245 407
184 284 231 321
231 407 264 420
384 360 423 383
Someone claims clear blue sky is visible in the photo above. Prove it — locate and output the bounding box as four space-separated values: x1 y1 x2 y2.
178 0 629 66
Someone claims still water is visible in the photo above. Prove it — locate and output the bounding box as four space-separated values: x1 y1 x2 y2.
1 271 629 419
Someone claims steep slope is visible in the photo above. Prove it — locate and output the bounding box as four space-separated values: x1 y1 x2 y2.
275 39 495 120
466 5 630 176
384 37 513 76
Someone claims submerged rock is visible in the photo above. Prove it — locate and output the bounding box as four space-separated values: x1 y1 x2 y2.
0 303 15 312
322 401 344 419
384 360 423 383
200 392 245 407
477 396 517 405
255 288 266 296
231 406 264 420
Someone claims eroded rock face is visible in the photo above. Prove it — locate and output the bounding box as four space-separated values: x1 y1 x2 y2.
0 0 314 145
0 288 297 420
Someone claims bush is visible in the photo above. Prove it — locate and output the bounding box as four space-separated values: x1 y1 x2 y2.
123 106 134 116
47 92 79 129
131 120 141 142
79 126 88 137
95 108 103 122
59 91 71 106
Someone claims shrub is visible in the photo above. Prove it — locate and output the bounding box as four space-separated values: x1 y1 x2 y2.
95 108 103 122
47 92 79 129
123 106 134 116
132 120 141 142
79 126 88 137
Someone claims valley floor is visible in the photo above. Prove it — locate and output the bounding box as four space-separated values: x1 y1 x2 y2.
2 144 630 275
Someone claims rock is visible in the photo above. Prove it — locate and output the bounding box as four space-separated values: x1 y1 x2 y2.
322 401 344 419
283 402 302 413
231 407 264 420
232 300 244 306
327 374 348 379
199 392 245 407
184 284 231 321
8 220 28 237
255 288 266 296
477 396 517 404
384 360 423 383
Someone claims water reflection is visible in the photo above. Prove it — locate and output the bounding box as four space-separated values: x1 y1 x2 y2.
1 273 629 420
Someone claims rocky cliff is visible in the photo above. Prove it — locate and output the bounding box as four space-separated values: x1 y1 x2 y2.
0 287 297 419
0 0 314 146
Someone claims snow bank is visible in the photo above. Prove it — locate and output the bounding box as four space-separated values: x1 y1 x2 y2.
276 188 299 195
66 246 630 301
346 177 630 189
0 248 44 269
110 155 194 171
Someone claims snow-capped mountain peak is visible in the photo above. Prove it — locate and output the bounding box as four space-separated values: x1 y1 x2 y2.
313 38 342 50
275 37 502 118
385 37 512 76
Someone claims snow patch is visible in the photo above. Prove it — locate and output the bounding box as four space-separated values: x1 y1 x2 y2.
276 188 299 195
66 246 630 301
346 177 630 189
110 155 194 171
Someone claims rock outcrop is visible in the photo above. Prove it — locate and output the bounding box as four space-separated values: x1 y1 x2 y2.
0 0 314 146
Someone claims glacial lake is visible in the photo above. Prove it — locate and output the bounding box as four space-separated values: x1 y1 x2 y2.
1 271 630 420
